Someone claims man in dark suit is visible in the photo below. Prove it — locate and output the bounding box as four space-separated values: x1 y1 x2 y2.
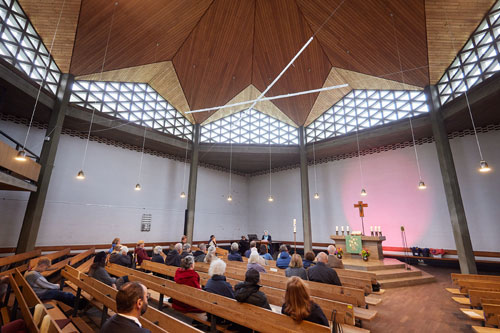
101 282 150 332
307 252 342 286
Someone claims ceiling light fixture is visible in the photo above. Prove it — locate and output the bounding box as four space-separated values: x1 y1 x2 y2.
76 170 85 180
418 181 427 190
479 160 491 173
180 192 186 199
135 183 141 191
77 2 118 181
227 195 233 202
15 150 27 161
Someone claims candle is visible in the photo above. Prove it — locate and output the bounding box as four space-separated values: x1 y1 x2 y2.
293 219 297 233
370 226 373 232
377 226 381 232
341 226 344 231
336 226 339 231
346 226 349 232
379 226 382 232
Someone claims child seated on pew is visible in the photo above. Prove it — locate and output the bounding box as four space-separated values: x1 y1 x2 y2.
24 257 84 308
281 276 329 327
89 252 128 289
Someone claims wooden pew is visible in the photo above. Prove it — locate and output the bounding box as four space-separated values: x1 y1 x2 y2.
452 273 500 285
458 280 500 294
69 248 95 267
61 265 199 333
483 303 500 326
470 290 500 308
8 268 77 333
0 249 41 271
106 263 338 332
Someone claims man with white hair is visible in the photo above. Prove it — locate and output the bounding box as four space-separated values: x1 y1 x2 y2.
151 246 166 264
327 245 344 269
307 252 342 286
110 246 132 267
166 243 182 267
205 259 234 298
192 243 207 262
180 243 192 259
228 242 243 261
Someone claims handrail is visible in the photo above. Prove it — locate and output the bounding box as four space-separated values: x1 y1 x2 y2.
0 130 40 162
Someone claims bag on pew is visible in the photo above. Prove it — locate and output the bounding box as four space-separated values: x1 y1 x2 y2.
372 282 381 292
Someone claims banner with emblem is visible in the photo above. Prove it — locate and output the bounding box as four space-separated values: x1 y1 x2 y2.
346 235 362 254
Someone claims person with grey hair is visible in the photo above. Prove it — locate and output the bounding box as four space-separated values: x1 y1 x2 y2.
166 243 182 267
110 245 131 267
327 244 344 269
307 252 342 286
172 256 203 313
228 242 243 262
247 252 266 273
151 246 166 264
205 259 234 298
192 243 207 262
180 243 192 259
204 245 217 264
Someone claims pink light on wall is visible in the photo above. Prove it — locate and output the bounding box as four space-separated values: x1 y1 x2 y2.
339 150 434 247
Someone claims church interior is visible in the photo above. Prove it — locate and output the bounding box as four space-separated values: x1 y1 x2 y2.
0 0 499 332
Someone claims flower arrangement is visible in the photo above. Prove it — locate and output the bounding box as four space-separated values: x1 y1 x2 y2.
361 249 370 258
335 247 343 258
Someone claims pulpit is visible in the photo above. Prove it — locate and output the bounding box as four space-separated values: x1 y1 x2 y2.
330 235 386 260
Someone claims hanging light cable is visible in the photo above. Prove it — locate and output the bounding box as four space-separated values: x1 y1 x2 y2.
391 12 428 188
135 127 147 191
355 129 367 196
180 138 188 198
16 0 67 162
312 141 319 199
443 13 491 173
227 113 234 202
268 119 274 203
76 2 118 180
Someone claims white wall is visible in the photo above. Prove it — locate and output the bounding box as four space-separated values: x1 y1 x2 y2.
247 130 500 252
1 118 499 252
0 120 248 247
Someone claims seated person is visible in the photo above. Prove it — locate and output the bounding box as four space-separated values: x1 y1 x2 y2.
166 243 182 267
204 259 234 299
247 252 266 273
173 256 203 313
234 269 271 310
228 242 243 262
204 245 217 264
285 254 308 280
180 243 192 259
192 243 207 262
259 244 273 261
89 251 128 289
108 237 120 254
244 240 257 258
208 235 217 248
276 244 291 268
261 230 273 255
24 257 81 307
238 236 249 256
303 251 316 269
181 235 187 246
101 282 150 332
151 246 166 264
110 246 132 267
327 245 344 269
307 252 342 286
281 277 328 326
134 240 151 266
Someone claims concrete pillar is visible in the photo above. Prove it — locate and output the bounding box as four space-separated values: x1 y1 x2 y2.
299 126 312 253
16 74 75 253
185 124 200 244
425 85 477 274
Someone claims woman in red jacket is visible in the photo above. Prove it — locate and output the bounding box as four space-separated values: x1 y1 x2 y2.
173 255 203 313
134 240 151 266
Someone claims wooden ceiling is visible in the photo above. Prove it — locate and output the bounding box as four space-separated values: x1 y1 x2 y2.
21 0 494 126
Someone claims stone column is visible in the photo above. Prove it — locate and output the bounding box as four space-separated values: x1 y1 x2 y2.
299 126 312 253
185 124 200 244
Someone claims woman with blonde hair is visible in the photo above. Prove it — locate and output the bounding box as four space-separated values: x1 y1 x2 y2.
281 276 328 326
285 254 308 280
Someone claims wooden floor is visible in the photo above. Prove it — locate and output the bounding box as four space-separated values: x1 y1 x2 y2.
363 264 477 333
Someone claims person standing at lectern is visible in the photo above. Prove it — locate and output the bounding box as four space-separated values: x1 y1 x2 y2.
261 230 273 255
327 245 344 269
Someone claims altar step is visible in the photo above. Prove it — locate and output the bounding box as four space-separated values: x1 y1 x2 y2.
377 270 436 288
374 267 422 280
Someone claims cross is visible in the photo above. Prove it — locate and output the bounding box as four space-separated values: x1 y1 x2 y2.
354 201 368 217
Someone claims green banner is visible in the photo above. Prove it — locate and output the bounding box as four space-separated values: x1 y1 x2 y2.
346 235 362 254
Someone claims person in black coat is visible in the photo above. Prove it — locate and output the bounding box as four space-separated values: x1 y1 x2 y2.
151 246 166 264
281 276 329 327
192 243 207 262
307 252 342 286
238 236 249 256
204 260 235 298
234 269 271 310
228 242 243 262
165 243 182 267
109 246 132 267
101 282 150 333
180 243 193 259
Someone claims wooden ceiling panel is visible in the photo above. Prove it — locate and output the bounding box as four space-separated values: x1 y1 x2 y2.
252 0 332 126
19 0 81 73
305 67 423 126
202 84 297 127
426 0 495 84
70 0 213 75
173 0 255 124
76 62 194 123
296 0 429 87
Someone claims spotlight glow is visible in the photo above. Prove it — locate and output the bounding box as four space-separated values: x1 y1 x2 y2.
268 195 274 203
227 194 233 202
76 170 85 180
135 183 141 191
314 193 320 199
479 160 491 173
15 150 27 161
360 188 367 196
418 181 427 190
180 192 186 198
